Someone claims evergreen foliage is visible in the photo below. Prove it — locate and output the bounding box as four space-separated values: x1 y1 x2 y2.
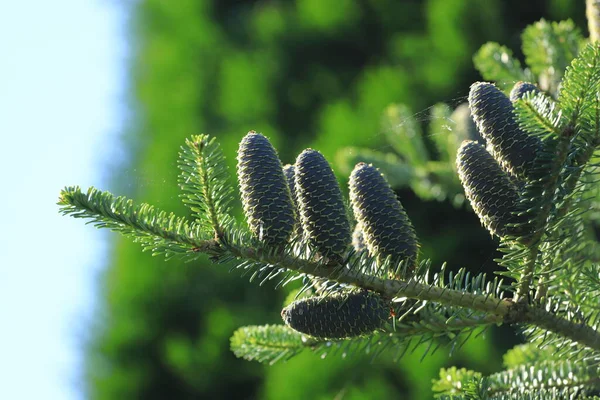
67 1 599 398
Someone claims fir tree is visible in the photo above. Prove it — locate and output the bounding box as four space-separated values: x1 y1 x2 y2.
60 2 600 398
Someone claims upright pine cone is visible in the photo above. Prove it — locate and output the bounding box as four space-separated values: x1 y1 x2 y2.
237 131 296 246
295 149 351 259
469 82 541 179
281 291 390 339
349 163 418 276
509 81 540 102
457 140 527 238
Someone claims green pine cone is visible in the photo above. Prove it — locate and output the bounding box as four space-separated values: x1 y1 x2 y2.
509 81 540 102
457 140 527 238
237 131 296 245
349 163 418 275
468 82 541 179
281 291 390 339
295 149 351 259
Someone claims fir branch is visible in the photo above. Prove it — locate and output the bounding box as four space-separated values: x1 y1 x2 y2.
58 186 214 260
222 239 513 316
432 367 482 398
513 93 565 139
502 343 558 369
509 98 570 300
559 43 600 128
484 360 600 397
435 359 600 399
512 303 600 353
521 19 581 95
224 238 600 352
178 134 234 237
58 186 217 259
233 310 501 366
230 324 315 365
59 184 600 353
473 43 532 88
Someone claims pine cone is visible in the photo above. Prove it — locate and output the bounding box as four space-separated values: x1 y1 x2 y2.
349 163 418 277
295 149 351 260
457 140 528 238
281 291 390 339
237 131 296 246
510 81 541 102
469 82 541 179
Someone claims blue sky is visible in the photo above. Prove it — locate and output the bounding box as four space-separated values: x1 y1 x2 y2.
0 1 125 398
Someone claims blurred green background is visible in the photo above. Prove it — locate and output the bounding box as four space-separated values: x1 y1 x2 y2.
89 1 586 398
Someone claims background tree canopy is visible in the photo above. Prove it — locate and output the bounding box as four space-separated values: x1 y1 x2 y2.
88 1 586 398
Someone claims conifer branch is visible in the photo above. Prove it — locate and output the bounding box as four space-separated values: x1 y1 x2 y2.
435 357 600 398
473 43 531 88
483 360 600 397
58 186 214 259
514 120 570 301
178 134 233 238
233 314 503 366
222 241 512 316
225 240 600 352
59 184 600 353
516 305 600 352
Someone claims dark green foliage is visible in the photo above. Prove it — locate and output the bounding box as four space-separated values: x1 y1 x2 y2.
456 140 525 238
237 131 296 245
522 19 582 94
473 43 531 89
295 149 351 258
349 163 418 275
558 43 600 130
468 82 542 179
281 291 390 339
510 82 541 102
